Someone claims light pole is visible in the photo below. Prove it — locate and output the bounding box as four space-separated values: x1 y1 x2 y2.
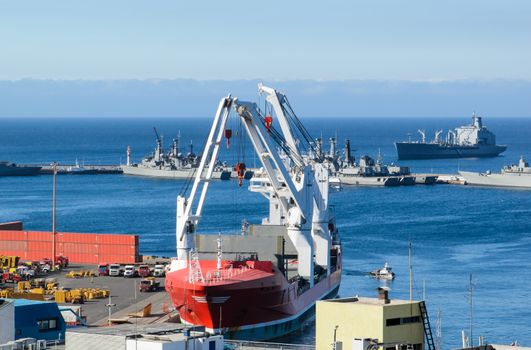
107 295 116 326
52 162 57 272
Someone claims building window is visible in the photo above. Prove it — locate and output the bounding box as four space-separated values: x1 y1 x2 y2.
386 316 421 327
37 318 58 331
402 316 420 324
386 318 401 326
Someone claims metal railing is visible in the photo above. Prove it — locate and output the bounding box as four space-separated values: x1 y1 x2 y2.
225 340 314 350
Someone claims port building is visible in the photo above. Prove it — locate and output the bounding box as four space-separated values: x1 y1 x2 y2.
316 289 426 350
0 298 66 343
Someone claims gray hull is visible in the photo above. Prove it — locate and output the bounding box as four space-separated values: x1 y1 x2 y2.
339 175 400 186
395 142 506 160
459 171 531 188
0 164 41 176
122 165 231 180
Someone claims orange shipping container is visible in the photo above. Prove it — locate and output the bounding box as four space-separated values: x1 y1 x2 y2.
0 241 27 251
98 234 136 245
0 230 27 241
98 244 136 255
27 231 53 242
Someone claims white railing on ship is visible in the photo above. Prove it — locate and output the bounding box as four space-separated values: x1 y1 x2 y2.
225 340 315 350
204 264 251 283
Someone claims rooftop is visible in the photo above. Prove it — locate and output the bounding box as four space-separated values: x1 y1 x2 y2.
1 298 54 307
66 323 203 337
323 296 419 306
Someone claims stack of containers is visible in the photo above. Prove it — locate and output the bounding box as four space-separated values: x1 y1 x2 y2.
0 230 140 264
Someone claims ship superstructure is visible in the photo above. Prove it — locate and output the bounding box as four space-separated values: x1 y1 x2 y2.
395 114 506 160
165 85 341 340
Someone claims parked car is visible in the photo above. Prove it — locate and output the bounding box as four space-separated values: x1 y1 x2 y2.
123 265 137 278
97 263 109 276
109 264 122 277
137 265 151 278
17 265 35 278
153 264 165 277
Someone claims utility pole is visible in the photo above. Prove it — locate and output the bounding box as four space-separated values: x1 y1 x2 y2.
409 241 413 303
468 273 474 347
52 162 57 272
107 295 116 326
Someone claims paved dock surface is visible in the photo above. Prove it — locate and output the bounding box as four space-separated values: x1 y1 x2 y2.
51 264 167 325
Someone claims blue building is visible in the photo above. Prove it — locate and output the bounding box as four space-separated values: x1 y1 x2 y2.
0 299 66 342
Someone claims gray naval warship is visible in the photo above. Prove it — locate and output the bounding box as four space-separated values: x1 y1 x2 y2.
459 156 531 188
326 138 436 186
121 128 232 180
0 161 41 176
395 114 506 160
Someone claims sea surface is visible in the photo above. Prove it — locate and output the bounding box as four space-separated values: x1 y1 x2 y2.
1 116 531 348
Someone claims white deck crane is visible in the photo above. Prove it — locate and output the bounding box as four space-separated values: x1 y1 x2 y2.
171 86 333 286
256 85 332 276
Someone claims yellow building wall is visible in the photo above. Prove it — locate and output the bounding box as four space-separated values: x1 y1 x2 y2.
382 303 424 348
316 300 425 350
317 301 384 350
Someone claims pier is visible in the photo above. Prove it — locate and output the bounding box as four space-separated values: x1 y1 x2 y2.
38 164 123 175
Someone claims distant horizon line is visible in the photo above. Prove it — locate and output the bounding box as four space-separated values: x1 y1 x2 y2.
2 77 531 83
1 115 530 119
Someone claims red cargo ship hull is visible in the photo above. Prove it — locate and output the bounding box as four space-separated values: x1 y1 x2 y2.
165 255 341 340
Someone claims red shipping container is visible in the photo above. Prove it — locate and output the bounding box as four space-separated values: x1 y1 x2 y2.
0 230 27 241
98 234 136 245
98 244 136 255
28 231 53 242
0 241 27 251
27 241 52 252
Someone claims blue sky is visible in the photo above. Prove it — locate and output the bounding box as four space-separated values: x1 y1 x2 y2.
1 0 530 81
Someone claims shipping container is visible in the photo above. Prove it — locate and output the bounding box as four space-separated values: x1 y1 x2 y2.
98 244 136 255
110 234 136 245
0 241 27 250
0 230 27 241
27 231 54 242
0 229 140 264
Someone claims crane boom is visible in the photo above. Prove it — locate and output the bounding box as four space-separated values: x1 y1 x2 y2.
171 86 333 285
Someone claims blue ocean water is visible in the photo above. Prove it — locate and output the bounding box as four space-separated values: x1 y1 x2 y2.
1 116 531 348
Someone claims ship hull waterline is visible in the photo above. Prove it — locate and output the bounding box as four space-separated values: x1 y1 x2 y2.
459 171 531 189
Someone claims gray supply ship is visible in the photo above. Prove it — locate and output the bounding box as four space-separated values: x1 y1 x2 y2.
459 156 531 188
395 114 506 160
121 128 232 180
0 161 41 176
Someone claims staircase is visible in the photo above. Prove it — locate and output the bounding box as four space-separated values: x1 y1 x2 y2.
419 301 436 350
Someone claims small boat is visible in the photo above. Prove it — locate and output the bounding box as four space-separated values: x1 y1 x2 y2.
369 262 395 280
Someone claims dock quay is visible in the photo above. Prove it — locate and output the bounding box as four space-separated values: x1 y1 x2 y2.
38 164 123 175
